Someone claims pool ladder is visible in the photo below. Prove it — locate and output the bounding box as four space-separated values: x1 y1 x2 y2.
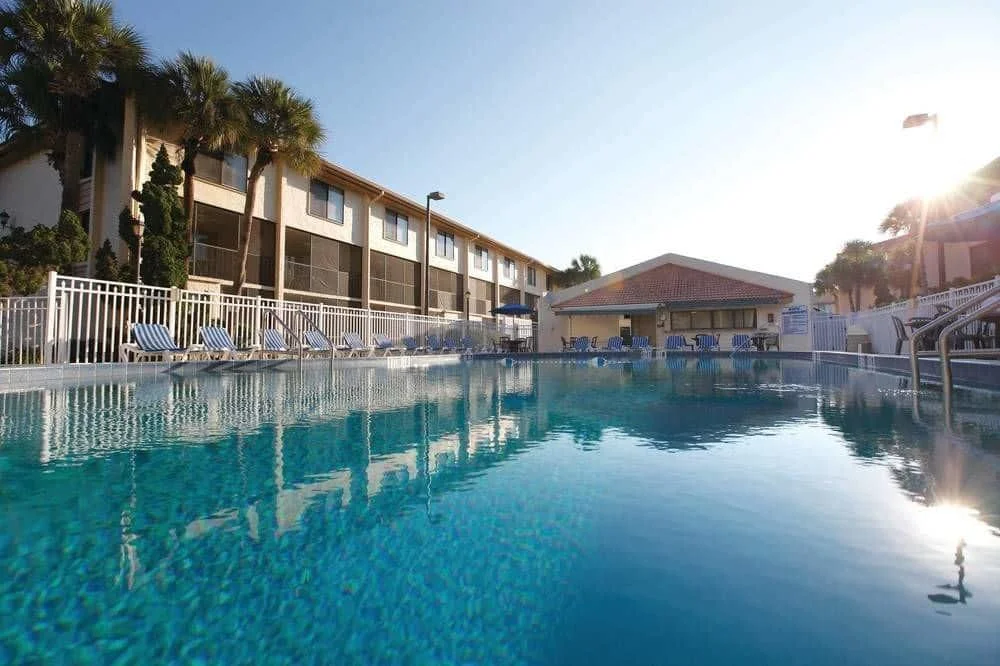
908 282 1000 423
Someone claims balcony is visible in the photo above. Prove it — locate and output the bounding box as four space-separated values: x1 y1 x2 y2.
192 243 275 286
284 260 360 299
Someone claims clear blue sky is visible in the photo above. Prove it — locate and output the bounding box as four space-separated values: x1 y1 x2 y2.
116 0 1000 281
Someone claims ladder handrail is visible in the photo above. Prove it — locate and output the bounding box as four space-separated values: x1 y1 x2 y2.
266 310 305 367
909 283 1000 389
937 297 1000 424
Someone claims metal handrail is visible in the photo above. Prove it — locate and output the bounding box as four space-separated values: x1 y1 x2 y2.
909 283 1000 389
937 297 1000 424
293 309 338 365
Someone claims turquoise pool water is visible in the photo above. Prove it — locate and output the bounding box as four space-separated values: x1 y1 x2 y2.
1 359 998 664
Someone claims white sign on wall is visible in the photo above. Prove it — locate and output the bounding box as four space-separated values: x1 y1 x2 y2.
781 305 809 336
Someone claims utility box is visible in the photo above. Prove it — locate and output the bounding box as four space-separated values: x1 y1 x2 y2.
846 325 872 353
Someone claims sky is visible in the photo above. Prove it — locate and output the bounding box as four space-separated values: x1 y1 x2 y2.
115 0 1000 281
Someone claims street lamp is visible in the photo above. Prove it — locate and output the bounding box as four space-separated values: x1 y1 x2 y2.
424 191 445 315
465 290 471 321
130 190 145 285
902 112 939 303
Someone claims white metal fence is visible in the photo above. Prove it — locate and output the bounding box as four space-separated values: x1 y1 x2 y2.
0 272 536 366
811 276 1000 354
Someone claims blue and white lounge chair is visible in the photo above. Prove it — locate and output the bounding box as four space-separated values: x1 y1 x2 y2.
631 335 652 353
426 334 454 353
120 323 195 362
604 336 624 351
200 326 259 360
459 335 476 353
402 336 424 354
573 336 591 352
664 335 692 351
731 334 753 353
694 333 720 352
342 332 373 358
303 330 340 356
261 329 301 357
372 334 404 356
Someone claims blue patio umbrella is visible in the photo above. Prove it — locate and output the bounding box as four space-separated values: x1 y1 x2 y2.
491 303 535 316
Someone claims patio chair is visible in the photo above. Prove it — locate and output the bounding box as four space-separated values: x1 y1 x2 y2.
402 336 425 354
342 332 374 358
631 335 652 353
890 316 909 356
260 328 301 358
561 336 573 352
731 334 753 353
120 323 196 363
951 319 993 351
694 333 720 352
664 335 693 351
459 335 477 353
200 326 260 360
604 335 624 351
573 336 591 352
426 334 454 353
444 334 461 352
372 333 404 356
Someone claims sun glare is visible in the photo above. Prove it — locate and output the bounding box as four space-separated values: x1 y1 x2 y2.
917 502 987 544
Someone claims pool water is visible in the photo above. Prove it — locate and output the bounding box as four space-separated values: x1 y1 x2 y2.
1 359 998 664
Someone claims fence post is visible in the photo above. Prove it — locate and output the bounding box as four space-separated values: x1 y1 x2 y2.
254 295 262 344
364 307 372 347
42 271 58 364
168 287 180 337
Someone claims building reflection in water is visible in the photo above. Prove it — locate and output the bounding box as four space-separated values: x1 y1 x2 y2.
0 358 998 589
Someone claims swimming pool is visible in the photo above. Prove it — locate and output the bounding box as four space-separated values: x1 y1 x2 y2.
1 359 998 664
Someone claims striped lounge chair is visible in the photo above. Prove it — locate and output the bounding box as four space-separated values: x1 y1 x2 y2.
573 336 591 352
342 332 373 358
664 335 692 351
120 323 195 363
303 330 341 357
402 336 424 354
372 334 404 356
731 334 753 353
604 336 624 351
199 326 259 360
694 333 720 352
631 335 652 353
260 329 301 358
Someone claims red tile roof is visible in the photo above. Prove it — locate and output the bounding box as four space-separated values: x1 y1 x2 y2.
554 263 793 309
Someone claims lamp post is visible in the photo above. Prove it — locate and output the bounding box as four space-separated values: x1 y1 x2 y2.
465 290 471 321
901 112 939 303
424 191 445 316
130 190 145 285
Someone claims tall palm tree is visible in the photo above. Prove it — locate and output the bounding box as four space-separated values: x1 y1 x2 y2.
0 0 147 213
150 53 240 269
814 240 887 312
231 76 323 293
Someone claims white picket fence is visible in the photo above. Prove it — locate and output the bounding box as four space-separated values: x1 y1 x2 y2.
0 272 536 365
812 276 1000 354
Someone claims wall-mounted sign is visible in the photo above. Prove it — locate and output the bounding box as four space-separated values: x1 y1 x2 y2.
781 305 809 336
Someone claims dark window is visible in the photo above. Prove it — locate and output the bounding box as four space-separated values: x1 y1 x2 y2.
383 210 408 245
194 152 247 191
670 309 757 331
428 267 463 311
284 228 361 300
308 179 344 223
192 202 275 286
500 285 520 306
526 266 537 287
469 277 495 316
435 231 455 260
503 258 516 278
524 293 538 310
370 251 420 307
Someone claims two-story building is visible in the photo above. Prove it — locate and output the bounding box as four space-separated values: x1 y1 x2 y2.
0 99 551 320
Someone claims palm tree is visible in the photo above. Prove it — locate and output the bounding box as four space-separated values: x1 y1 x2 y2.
0 0 147 213
554 253 601 287
149 53 240 270
231 76 323 293
814 240 887 312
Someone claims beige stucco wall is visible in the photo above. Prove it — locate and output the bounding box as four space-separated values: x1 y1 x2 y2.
428 222 465 273
282 169 365 246
368 202 420 263
0 153 62 231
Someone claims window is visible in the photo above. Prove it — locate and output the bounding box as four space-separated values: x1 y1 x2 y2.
428 267 463 311
474 245 489 271
284 229 361 301
308 179 344 223
526 266 537 287
383 210 408 244
194 152 247 191
435 231 455 260
524 293 538 310
192 202 275 286
500 286 520 306
469 277 495 315
503 258 516 279
670 308 757 331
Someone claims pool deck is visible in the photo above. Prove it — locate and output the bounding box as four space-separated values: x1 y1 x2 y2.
1 350 997 391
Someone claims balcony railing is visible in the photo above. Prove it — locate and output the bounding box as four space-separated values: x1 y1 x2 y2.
193 243 275 287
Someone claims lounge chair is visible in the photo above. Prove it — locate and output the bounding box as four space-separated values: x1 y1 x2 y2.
426 334 454 353
260 328 301 358
200 326 259 360
342 332 373 358
631 335 652 353
731 334 753 353
119 323 196 363
694 333 720 352
458 335 476 353
604 335 623 351
372 333 404 356
664 335 693 351
303 330 341 357
890 316 909 356
402 336 424 354
573 336 591 352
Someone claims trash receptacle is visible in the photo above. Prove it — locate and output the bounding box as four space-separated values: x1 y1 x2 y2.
846 325 872 353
